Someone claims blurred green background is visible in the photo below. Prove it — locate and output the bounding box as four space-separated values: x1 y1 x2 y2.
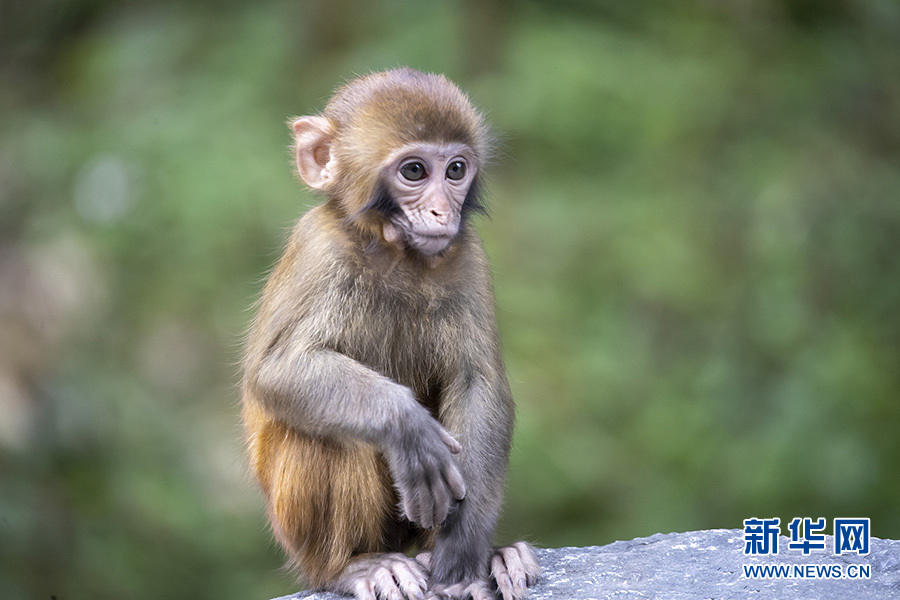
2 0 899 598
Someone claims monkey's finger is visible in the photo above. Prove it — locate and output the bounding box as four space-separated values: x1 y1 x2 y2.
417 510 433 530
444 462 466 501
400 486 418 525
403 479 431 529
417 483 436 529
431 477 451 525
428 462 452 525
438 428 462 454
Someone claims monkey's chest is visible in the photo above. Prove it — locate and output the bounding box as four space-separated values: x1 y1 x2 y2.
331 281 462 387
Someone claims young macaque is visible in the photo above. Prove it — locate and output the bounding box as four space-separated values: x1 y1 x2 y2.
242 68 539 600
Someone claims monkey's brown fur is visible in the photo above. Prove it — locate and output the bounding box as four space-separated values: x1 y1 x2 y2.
243 207 507 583
313 70 490 240
244 404 394 583
242 69 533 597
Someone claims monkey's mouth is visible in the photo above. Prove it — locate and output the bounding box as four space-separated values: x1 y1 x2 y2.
408 232 455 256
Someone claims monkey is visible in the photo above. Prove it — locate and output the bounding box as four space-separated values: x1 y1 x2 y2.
241 68 540 600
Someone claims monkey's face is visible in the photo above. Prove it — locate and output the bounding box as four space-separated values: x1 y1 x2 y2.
380 142 477 256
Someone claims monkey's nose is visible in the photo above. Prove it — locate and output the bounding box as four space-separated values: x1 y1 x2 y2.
429 209 449 224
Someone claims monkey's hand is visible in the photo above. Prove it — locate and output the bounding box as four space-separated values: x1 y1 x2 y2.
380 403 466 530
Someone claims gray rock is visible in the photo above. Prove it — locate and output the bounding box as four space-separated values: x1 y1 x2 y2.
272 529 900 600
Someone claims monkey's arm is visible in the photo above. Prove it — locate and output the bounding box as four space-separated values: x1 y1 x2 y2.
427 364 543 600
249 344 413 441
245 338 467 527
242 210 446 447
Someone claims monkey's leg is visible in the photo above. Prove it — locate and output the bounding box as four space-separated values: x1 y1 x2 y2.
424 374 540 600
255 422 425 599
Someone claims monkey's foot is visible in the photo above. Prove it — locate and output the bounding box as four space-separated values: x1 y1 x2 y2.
425 579 493 600
416 551 491 600
331 553 428 600
420 541 539 600
491 542 540 600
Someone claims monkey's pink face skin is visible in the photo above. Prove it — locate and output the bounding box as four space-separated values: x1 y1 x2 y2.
382 142 477 256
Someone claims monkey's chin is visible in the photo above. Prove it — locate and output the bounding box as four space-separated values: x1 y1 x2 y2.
408 234 454 256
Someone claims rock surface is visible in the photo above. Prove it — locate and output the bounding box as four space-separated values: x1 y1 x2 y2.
272 529 900 600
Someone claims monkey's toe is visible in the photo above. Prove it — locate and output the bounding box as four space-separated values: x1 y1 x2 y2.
335 553 427 600
491 541 540 600
414 551 433 571
389 555 428 600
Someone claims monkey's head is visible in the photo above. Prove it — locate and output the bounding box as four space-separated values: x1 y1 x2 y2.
291 68 490 258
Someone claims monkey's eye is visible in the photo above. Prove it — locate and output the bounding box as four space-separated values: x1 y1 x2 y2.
446 160 467 181
400 161 427 181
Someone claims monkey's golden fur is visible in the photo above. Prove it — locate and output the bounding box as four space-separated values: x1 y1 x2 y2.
244 403 394 583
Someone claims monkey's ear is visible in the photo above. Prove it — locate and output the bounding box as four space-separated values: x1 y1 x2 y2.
292 116 336 191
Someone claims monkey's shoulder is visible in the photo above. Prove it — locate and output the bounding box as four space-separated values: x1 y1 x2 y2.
274 207 353 277
290 204 347 249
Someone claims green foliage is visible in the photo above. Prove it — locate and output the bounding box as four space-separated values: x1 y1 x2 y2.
2 1 899 598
